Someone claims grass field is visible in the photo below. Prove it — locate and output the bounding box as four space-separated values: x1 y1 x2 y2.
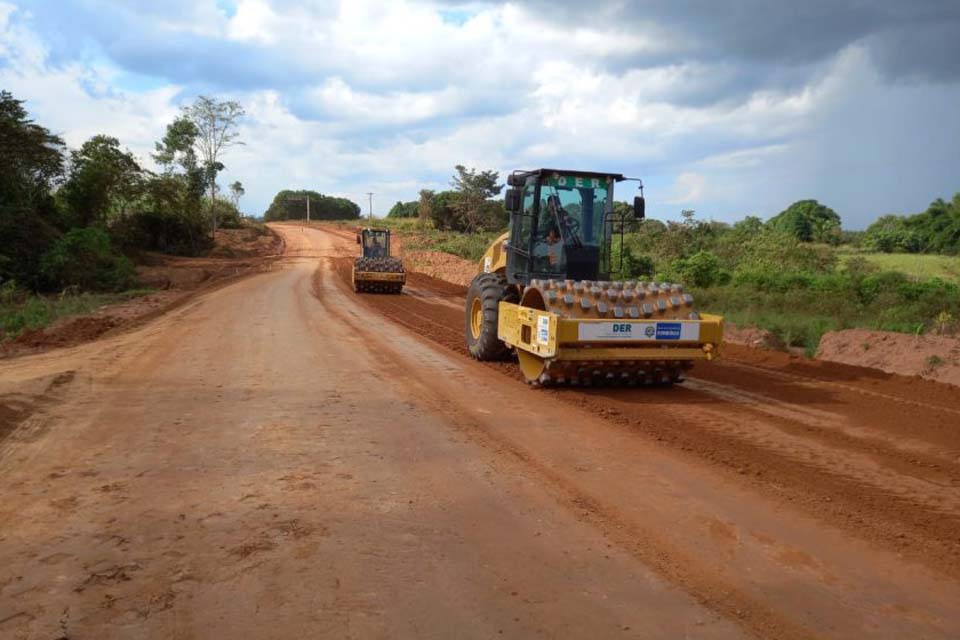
841 251 960 281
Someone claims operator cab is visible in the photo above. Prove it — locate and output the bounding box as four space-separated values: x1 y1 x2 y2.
503 169 644 286
357 228 391 259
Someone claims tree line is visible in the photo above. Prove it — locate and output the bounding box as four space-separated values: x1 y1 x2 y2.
0 91 246 293
262 190 360 221
861 195 960 254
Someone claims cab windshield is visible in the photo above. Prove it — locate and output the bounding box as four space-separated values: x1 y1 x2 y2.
362 230 389 258
533 174 612 274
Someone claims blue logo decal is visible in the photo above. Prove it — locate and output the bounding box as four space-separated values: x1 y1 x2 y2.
655 323 682 340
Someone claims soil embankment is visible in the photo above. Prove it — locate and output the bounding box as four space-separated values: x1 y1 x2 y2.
1 226 283 358
817 328 960 386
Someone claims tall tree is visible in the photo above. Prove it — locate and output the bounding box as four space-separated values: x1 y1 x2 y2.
182 96 245 237
417 189 435 228
450 165 502 232
229 180 245 208
62 135 143 226
153 117 199 174
767 199 841 243
0 90 65 209
0 91 67 286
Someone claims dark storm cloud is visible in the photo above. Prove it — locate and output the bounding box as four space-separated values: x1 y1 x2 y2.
518 0 960 81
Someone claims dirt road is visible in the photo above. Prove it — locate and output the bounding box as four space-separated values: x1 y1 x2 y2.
1 224 958 639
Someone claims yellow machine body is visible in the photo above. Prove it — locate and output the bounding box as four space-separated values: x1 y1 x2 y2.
352 269 406 284
478 232 509 275
497 298 722 384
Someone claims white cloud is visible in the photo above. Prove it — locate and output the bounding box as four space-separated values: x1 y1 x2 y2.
666 172 707 204
227 0 279 43
2 1 958 224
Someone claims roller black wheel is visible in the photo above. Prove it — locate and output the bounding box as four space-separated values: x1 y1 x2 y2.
465 272 518 361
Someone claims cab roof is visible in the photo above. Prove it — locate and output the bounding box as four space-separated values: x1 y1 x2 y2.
528 168 627 182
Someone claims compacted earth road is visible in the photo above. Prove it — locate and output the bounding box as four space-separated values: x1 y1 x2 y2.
1 223 959 639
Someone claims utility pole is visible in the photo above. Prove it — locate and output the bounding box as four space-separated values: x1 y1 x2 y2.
286 194 312 226
366 192 374 219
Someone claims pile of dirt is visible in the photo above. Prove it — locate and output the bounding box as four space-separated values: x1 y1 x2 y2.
208 226 283 259
817 328 960 386
723 322 785 350
13 317 121 349
402 250 478 287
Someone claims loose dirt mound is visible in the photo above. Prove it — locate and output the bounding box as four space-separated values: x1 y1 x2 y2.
817 328 960 386
14 317 121 349
208 226 282 258
402 251 477 287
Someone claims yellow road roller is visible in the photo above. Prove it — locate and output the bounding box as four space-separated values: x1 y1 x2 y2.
353 227 405 294
465 169 723 386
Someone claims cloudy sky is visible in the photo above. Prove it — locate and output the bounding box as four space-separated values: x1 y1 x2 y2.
2 1 958 227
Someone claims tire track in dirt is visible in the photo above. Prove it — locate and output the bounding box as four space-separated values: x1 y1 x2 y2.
330 253 960 581
314 258 815 640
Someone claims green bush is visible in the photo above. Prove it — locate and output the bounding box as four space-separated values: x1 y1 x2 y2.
387 201 418 218
112 209 212 256
210 197 243 229
39 227 136 292
431 233 499 262
668 250 727 287
611 243 654 279
736 230 837 274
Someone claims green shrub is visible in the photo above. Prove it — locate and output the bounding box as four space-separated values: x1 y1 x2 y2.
387 201 418 218
668 250 727 287
209 197 243 229
39 227 136 292
431 233 499 262
610 241 654 279
736 230 837 274
112 209 212 256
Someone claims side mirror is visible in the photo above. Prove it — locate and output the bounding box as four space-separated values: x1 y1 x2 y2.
505 188 521 212
633 196 646 220
507 173 526 187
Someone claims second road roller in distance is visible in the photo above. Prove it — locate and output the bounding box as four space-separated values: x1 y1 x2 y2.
353 227 406 294
465 168 723 386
